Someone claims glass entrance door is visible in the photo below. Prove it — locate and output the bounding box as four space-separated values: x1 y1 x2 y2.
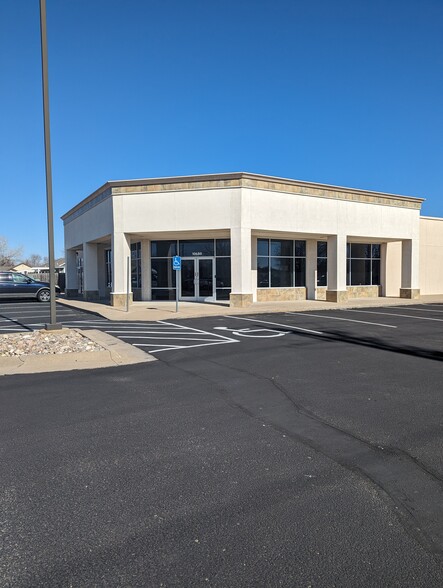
180 258 215 301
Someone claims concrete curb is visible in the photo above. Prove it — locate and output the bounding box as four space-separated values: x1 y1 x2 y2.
56 295 443 322
0 329 156 376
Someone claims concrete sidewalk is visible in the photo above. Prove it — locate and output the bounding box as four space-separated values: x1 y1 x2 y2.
57 294 443 322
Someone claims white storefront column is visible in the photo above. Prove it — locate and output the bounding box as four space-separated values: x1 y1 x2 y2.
230 227 253 307
65 249 78 298
141 240 151 301
111 232 132 307
326 234 348 302
305 240 317 300
83 242 99 300
400 239 420 299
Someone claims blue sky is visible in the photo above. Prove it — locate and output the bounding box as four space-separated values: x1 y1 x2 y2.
1 0 442 259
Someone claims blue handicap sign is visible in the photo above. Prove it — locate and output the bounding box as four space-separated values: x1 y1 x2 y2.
172 255 182 270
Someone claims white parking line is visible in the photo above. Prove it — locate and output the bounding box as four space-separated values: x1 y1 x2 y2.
120 335 228 342
0 305 44 309
343 309 443 322
10 309 75 313
286 312 397 328
159 321 240 341
224 315 324 335
102 319 240 353
402 306 443 314
138 340 236 353
87 324 184 329
62 320 154 326
105 330 219 336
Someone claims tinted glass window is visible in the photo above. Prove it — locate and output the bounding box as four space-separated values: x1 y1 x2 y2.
351 244 371 258
257 257 269 287
270 239 293 257
271 257 293 287
372 244 381 259
151 259 176 288
151 289 176 301
294 257 306 287
0 273 13 282
131 242 141 259
216 289 230 301
216 239 231 256
179 240 214 257
151 240 177 258
317 241 327 257
216 258 231 288
372 259 381 285
350 259 371 285
317 258 327 286
257 239 269 256
295 240 306 257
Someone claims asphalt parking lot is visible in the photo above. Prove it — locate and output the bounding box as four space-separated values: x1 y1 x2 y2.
1 300 443 586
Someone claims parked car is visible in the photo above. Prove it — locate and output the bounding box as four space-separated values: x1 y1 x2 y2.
0 272 60 302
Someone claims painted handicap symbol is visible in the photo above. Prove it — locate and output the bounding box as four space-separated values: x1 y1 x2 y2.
214 326 286 338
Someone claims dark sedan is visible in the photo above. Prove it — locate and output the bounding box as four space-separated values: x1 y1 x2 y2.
0 271 60 302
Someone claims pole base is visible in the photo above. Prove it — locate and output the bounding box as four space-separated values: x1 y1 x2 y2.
45 323 63 331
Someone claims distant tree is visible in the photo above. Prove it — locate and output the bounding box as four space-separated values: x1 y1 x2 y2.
0 236 23 267
23 253 49 267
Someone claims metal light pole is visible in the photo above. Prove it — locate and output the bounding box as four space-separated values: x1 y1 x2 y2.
39 0 61 330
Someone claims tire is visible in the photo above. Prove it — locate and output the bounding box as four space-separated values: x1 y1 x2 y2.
37 289 51 302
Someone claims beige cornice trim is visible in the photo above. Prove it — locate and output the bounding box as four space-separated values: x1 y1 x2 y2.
62 172 424 222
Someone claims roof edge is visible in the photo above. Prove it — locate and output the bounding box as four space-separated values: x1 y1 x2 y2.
61 172 424 221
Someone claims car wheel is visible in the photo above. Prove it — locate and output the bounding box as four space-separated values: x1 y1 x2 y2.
37 289 51 302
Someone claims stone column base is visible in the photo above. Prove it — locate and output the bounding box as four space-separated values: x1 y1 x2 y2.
230 293 253 308
326 290 349 303
400 288 420 299
66 289 80 298
83 290 100 301
110 292 133 307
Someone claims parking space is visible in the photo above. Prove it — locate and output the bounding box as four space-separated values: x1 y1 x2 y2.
165 303 443 363
1 300 443 358
0 301 84 333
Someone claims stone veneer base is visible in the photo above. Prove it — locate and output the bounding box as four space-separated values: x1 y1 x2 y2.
111 293 134 307
256 288 306 302
347 285 381 299
230 293 253 308
326 290 349 303
400 288 420 299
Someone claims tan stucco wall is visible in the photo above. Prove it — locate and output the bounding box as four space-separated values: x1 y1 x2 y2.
420 217 443 295
384 241 402 297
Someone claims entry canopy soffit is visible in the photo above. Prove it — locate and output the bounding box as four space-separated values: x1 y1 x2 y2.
62 172 424 224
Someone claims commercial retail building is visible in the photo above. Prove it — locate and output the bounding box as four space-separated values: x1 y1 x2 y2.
62 173 443 307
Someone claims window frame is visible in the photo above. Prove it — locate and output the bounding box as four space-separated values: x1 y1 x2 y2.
346 243 381 286
257 238 306 289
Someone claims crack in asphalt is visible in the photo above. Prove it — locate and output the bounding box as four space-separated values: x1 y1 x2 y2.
159 353 443 564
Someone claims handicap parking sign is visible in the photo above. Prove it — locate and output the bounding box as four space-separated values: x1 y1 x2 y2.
172 255 182 270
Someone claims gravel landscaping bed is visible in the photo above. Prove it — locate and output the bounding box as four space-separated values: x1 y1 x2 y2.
0 329 104 357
